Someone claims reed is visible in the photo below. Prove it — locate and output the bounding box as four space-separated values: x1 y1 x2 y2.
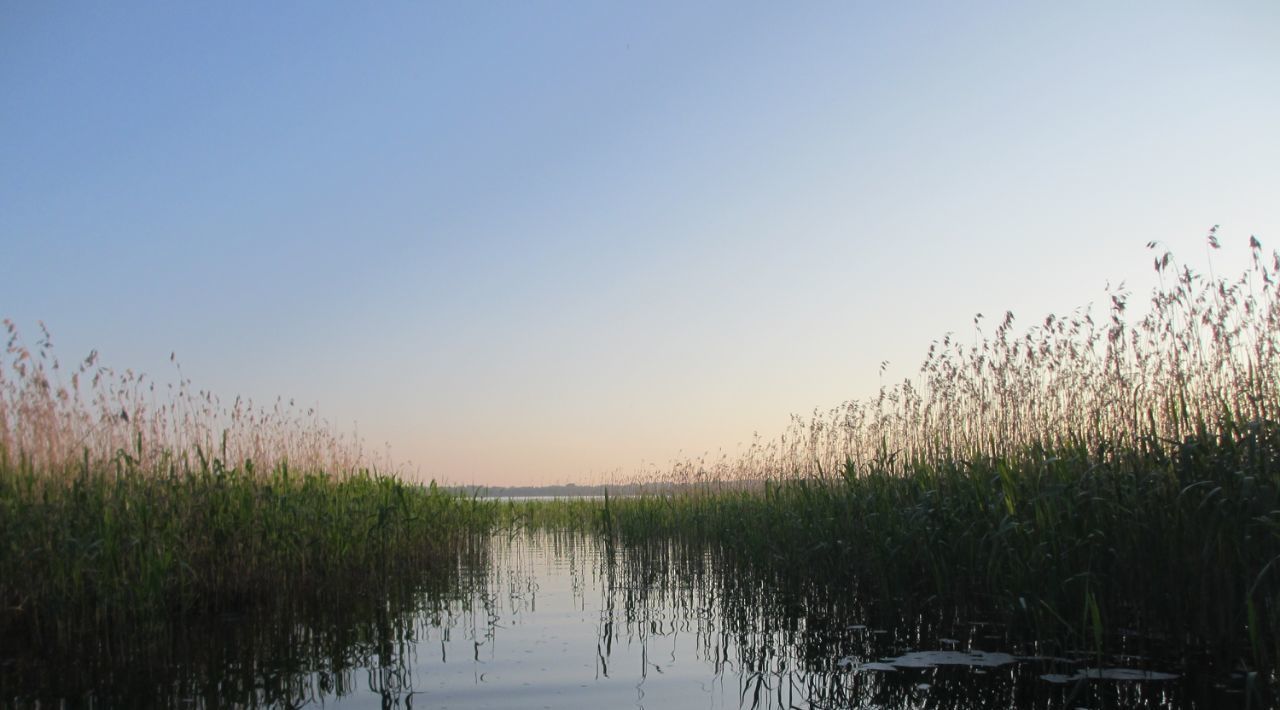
5 230 1277 681
496 497 603 532
604 434 1277 662
2 519 492 706
0 319 384 479
0 324 501 653
600 234 1280 674
661 232 1279 484
0 461 499 650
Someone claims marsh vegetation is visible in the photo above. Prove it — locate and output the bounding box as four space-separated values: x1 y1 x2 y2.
2 235 1277 707
592 235 1280 697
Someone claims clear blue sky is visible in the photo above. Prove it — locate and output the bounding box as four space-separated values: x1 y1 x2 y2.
3 1 1278 484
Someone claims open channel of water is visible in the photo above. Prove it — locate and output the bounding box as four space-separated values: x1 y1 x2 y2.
2 531 1263 708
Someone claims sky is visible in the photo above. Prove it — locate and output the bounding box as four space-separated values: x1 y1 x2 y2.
2 1 1278 486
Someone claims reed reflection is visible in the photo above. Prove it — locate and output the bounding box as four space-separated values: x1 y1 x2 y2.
592 533 1250 710
2 531 1260 708
1 538 495 708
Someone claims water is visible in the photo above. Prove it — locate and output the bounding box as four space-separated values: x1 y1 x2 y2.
1 532 1263 708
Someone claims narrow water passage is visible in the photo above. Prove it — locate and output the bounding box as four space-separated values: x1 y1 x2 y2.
2 530 1255 708
367 532 749 709
312 532 1235 709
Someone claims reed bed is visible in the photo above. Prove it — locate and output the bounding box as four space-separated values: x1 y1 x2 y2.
594 532 1218 709
601 234 1280 674
665 232 1279 482
0 324 500 655
0 463 497 640
0 319 382 478
5 230 1277 687
2 520 492 706
496 496 608 532
604 438 1278 667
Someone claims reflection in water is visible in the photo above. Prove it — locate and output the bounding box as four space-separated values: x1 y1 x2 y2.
0 537 495 708
591 535 1229 709
1 531 1260 708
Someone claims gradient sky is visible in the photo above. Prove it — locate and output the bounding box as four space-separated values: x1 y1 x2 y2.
3 2 1278 485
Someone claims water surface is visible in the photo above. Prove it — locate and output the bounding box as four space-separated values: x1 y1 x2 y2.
2 531 1260 708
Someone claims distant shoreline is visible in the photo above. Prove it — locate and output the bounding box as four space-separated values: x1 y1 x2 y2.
447 480 762 499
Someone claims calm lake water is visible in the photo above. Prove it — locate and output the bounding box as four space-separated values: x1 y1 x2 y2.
3 531 1264 708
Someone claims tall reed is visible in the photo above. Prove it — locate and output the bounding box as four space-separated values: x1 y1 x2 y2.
611 234 1280 674
0 323 500 655
0 319 381 479
663 233 1278 483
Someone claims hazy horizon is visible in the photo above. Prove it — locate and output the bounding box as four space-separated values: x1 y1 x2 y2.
3 2 1278 485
